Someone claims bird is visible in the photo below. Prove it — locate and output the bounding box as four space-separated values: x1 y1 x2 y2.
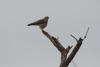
27 16 49 30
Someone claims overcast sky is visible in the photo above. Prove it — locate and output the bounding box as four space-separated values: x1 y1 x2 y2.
0 0 99 67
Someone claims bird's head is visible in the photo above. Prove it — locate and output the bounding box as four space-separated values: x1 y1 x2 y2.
44 16 49 20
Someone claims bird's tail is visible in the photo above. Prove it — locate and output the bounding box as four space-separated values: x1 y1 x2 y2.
27 23 32 26
27 23 36 26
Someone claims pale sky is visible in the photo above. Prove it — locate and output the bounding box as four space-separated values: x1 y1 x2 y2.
0 0 99 67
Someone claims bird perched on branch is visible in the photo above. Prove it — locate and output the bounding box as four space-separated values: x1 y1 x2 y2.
27 16 49 30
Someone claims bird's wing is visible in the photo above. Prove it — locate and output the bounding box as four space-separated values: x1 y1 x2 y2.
32 19 46 25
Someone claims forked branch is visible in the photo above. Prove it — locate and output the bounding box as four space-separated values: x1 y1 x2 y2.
40 27 89 67
66 27 89 65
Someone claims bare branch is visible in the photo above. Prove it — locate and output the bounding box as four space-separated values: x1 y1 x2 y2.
41 29 52 39
65 28 89 66
70 34 78 42
66 37 83 65
41 30 65 53
65 45 73 53
83 27 89 39
52 36 66 52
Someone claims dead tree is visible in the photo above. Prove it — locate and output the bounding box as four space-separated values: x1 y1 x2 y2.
40 27 89 67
